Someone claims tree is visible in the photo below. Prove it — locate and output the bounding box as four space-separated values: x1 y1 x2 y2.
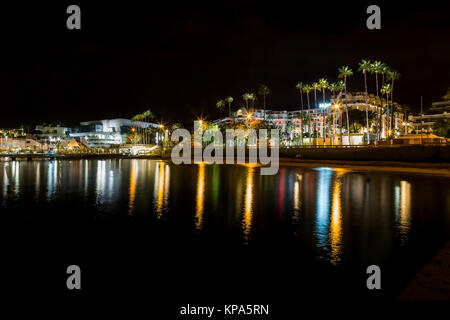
216 99 225 114
380 83 392 136
296 82 304 109
258 85 270 120
338 66 353 145
242 93 256 112
380 63 390 89
298 112 309 146
248 93 256 111
303 84 313 146
387 70 400 132
432 119 450 138
443 88 450 101
131 113 143 144
318 78 329 144
338 66 353 93
369 60 383 141
225 96 233 118
346 109 367 133
242 93 251 109
312 82 320 142
358 59 372 143
143 109 154 144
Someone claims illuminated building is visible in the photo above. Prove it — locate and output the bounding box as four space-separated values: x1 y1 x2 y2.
408 100 450 134
70 118 158 148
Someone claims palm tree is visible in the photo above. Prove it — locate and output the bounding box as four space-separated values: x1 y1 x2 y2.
338 66 353 145
380 63 389 88
248 93 256 111
369 61 383 141
131 113 144 144
318 78 329 145
358 59 372 143
142 109 154 144
312 82 321 143
329 82 338 97
242 93 251 109
381 83 392 136
296 82 305 109
303 84 313 146
387 70 400 132
216 99 225 114
338 66 353 94
225 96 233 118
258 85 270 120
443 87 450 101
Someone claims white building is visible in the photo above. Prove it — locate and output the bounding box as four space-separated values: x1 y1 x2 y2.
35 124 72 142
70 118 158 148
212 92 404 144
408 100 450 134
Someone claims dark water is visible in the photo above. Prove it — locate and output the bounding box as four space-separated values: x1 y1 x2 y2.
1 159 450 301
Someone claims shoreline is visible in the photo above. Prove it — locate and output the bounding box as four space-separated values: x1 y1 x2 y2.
278 158 450 176
1 153 450 176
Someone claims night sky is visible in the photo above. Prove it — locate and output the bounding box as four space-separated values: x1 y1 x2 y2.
0 1 449 129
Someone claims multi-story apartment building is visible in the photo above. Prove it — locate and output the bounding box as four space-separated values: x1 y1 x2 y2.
408 100 450 134
213 92 404 144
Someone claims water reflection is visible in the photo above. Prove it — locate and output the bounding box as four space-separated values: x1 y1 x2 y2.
329 169 347 265
153 161 170 218
315 168 333 251
96 160 106 206
242 166 255 243
47 161 58 200
0 159 448 268
195 163 205 230
395 180 412 245
292 173 302 225
129 160 137 215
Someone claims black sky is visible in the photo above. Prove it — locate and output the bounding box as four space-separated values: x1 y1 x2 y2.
0 1 449 128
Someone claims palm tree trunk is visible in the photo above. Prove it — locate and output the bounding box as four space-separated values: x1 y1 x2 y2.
343 75 351 145
263 94 266 120
375 73 380 142
364 73 370 144
346 107 351 145
391 80 395 133
300 93 303 146
322 90 326 146
299 89 304 109
307 94 311 147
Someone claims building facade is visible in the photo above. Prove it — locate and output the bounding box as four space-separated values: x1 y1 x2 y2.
408 100 450 134
35 124 72 142
213 92 404 143
69 118 158 148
